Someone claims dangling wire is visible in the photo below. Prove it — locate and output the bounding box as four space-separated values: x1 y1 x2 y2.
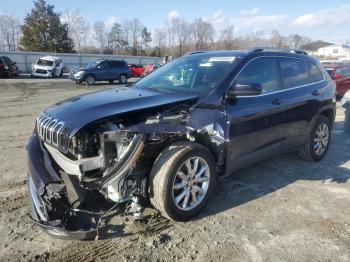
95 202 120 240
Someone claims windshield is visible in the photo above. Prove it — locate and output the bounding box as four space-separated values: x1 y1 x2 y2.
134 54 238 94
37 59 54 66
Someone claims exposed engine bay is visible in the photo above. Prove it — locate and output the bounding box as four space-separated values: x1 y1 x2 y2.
28 99 227 239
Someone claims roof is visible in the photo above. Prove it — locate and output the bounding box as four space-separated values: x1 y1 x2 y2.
39 55 60 61
301 41 335 51
185 48 313 61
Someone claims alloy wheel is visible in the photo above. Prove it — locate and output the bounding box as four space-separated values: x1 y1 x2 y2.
313 122 329 156
172 157 210 211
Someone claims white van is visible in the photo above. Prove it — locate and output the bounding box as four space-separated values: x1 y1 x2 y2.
31 56 64 78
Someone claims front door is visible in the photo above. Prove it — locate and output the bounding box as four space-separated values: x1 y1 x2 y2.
225 56 288 173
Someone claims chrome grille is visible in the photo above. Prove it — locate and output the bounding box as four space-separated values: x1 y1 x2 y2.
36 113 67 149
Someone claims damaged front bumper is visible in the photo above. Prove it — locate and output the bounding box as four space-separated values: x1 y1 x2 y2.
26 133 145 240
27 134 100 239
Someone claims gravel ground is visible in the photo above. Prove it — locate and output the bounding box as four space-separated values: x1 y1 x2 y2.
0 77 349 262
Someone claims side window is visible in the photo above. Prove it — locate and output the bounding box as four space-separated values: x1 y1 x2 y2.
97 62 106 69
342 67 350 77
335 68 343 75
4 57 11 65
304 61 324 83
235 57 279 94
278 58 308 89
109 61 124 68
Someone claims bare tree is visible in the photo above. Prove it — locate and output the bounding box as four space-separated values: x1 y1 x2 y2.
0 13 21 51
93 21 106 53
123 18 143 55
170 17 189 56
61 9 89 52
191 18 214 50
218 25 236 50
153 27 167 56
287 34 311 49
269 30 286 48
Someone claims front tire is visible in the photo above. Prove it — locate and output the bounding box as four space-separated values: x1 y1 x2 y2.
299 115 331 161
85 75 95 85
148 141 216 221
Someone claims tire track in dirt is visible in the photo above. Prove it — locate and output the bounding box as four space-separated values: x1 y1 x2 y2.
0 192 27 213
33 216 173 261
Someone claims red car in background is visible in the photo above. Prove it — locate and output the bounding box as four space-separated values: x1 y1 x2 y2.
128 64 145 77
323 64 350 97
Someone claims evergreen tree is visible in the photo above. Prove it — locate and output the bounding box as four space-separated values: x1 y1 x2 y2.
20 0 74 52
141 27 152 55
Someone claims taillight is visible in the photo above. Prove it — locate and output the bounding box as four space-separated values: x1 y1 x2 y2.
0 64 4 70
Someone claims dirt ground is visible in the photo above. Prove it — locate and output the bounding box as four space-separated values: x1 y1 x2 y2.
0 77 349 262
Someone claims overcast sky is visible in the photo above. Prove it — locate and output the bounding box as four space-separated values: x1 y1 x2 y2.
2 0 350 43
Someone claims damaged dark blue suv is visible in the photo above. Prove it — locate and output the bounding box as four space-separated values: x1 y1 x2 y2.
27 47 336 239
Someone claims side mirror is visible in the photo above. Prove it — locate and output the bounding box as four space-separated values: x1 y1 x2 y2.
227 82 262 99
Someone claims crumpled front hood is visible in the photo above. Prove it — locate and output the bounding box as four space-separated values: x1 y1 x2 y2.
44 87 198 136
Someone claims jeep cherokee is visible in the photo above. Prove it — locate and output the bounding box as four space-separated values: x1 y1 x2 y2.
27 47 336 239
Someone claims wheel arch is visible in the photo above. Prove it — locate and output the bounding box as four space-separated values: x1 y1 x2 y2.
308 104 336 135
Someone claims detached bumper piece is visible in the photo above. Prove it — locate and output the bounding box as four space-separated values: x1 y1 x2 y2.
27 134 110 240
28 173 102 240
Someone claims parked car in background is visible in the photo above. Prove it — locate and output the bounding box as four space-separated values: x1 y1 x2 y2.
70 59 131 85
31 56 64 78
0 56 19 77
27 47 335 239
129 64 145 77
323 64 350 97
142 63 162 77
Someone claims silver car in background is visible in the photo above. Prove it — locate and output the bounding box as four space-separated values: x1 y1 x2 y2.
31 56 64 78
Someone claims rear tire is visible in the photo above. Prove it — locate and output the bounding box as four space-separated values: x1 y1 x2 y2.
148 141 216 221
119 74 127 84
299 115 331 161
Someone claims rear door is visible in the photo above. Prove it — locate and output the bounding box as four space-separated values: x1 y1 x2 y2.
225 56 289 172
276 57 325 147
341 66 350 95
108 61 122 80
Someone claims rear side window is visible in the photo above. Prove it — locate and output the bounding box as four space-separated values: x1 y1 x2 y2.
109 61 125 68
304 61 324 82
278 58 309 89
236 57 279 94
342 67 350 76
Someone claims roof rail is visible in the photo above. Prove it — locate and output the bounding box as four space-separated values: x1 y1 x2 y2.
185 51 207 56
249 46 309 55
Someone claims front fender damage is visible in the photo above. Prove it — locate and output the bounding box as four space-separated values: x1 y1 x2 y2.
27 103 228 239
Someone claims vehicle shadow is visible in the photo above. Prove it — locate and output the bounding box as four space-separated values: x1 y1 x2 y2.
196 130 350 220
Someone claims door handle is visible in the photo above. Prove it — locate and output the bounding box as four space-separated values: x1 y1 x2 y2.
312 90 320 96
271 98 285 105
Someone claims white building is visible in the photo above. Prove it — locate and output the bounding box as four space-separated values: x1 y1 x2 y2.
302 41 350 62
316 44 350 59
